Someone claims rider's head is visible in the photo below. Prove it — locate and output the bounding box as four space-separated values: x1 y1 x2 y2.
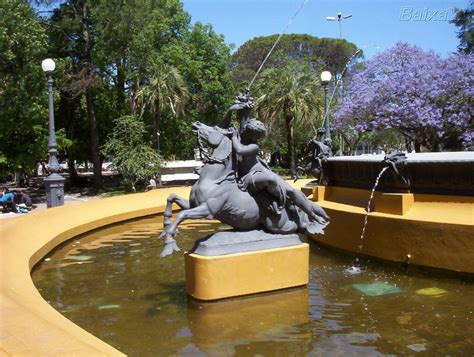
317 127 326 140
241 118 267 142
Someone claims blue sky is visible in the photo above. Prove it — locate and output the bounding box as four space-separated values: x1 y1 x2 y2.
182 0 469 58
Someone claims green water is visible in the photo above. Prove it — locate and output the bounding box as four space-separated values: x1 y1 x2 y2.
32 215 474 356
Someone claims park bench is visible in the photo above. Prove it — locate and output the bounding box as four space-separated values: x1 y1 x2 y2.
159 160 203 184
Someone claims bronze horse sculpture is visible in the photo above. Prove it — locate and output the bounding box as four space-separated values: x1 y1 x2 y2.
159 122 329 257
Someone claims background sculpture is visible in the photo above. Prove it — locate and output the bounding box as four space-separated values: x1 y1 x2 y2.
297 128 333 184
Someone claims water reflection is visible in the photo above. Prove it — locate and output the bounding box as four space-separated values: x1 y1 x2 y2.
32 215 474 355
309 332 384 356
186 288 310 355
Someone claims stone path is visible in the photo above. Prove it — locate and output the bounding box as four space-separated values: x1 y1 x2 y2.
0 186 103 219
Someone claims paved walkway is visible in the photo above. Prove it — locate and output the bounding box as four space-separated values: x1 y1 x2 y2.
0 192 102 219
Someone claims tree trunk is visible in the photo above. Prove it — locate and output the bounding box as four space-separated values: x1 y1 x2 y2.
414 142 421 153
153 111 161 152
68 159 78 183
286 116 296 178
82 1 102 189
116 62 126 114
60 93 80 186
86 92 102 188
404 137 411 152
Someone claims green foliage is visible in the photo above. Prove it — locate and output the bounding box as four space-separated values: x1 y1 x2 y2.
134 62 189 118
254 62 324 176
231 34 362 86
0 0 48 173
46 0 233 165
133 61 189 152
102 115 163 192
175 23 234 122
451 1 473 53
155 22 234 159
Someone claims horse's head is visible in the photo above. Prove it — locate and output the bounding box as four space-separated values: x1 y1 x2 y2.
192 121 232 162
192 122 231 148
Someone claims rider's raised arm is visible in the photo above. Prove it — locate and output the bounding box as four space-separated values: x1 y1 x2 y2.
222 100 250 128
221 110 232 128
232 134 259 156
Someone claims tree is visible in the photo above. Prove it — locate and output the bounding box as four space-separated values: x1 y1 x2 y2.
102 115 162 192
333 43 474 152
133 62 189 152
151 22 234 159
0 0 49 178
230 34 361 86
451 1 473 53
93 0 191 112
35 0 232 193
46 0 194 186
254 62 324 176
47 0 105 188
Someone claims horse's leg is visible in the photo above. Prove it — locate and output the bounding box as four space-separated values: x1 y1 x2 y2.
159 204 212 258
163 193 190 227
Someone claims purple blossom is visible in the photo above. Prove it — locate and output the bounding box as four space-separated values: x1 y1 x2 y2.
334 43 474 151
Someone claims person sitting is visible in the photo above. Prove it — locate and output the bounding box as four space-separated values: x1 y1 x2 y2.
18 190 34 210
0 188 18 213
145 176 157 191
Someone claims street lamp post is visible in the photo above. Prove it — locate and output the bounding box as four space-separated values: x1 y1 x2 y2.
325 11 353 97
320 70 332 140
326 12 353 39
326 12 353 153
42 58 65 208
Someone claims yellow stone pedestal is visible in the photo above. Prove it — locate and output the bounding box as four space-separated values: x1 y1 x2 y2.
374 192 414 215
301 185 314 197
185 244 309 301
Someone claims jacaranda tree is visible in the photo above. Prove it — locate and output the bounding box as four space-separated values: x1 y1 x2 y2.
334 43 473 152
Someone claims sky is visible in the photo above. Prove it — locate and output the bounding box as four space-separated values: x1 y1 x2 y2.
181 0 469 58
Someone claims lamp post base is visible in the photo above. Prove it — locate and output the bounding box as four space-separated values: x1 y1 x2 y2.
44 173 65 208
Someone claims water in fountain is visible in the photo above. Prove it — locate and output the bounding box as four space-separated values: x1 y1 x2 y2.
358 166 389 252
32 214 474 355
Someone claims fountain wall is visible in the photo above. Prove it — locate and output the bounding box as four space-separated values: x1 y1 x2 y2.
309 152 474 273
322 152 474 195
0 186 192 356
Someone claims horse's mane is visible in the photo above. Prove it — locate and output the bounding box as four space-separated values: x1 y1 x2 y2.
214 126 233 137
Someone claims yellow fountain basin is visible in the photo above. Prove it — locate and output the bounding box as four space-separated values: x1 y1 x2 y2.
310 185 474 273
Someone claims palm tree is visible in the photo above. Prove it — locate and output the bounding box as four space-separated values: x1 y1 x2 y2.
254 63 324 177
133 62 189 152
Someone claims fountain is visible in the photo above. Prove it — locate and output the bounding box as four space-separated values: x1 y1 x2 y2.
1 3 472 354
309 150 474 273
2 112 472 356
